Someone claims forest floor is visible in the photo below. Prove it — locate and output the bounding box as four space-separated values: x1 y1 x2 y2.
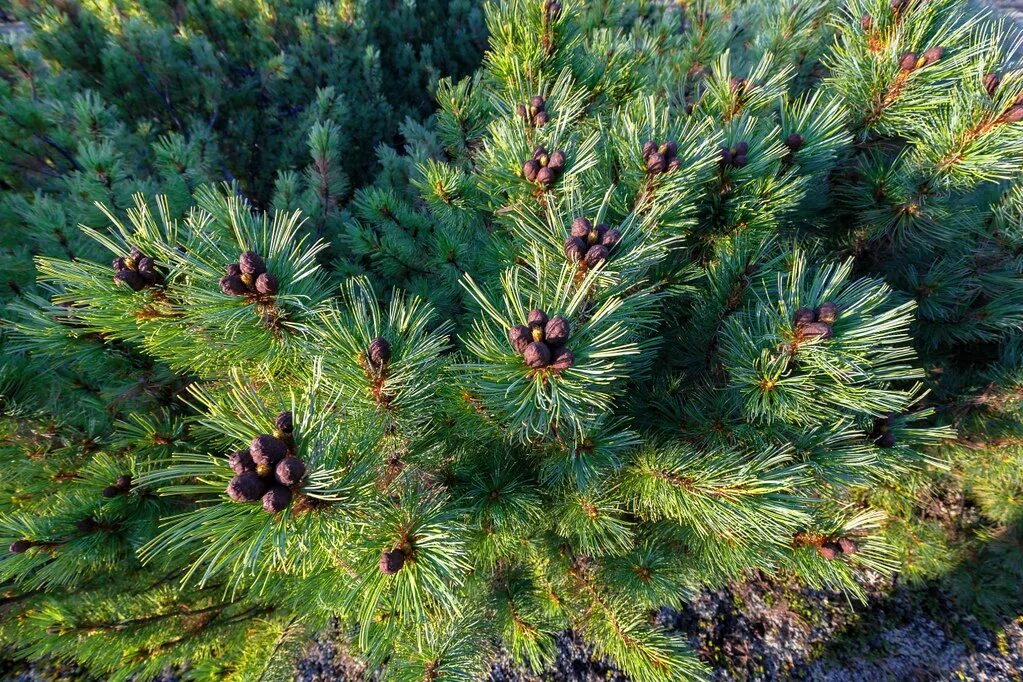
293 572 1023 682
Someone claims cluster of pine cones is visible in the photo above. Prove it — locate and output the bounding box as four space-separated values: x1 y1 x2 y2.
517 95 549 127
563 217 621 267
719 141 750 169
817 537 859 560
226 411 305 514
220 250 278 297
643 139 681 176
898 46 943 72
508 309 574 370
794 301 837 341
523 146 566 188
112 247 161 291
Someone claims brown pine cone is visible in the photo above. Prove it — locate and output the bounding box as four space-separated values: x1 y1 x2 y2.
255 272 278 295
551 347 574 370
601 229 621 248
527 309 548 327
646 152 666 174
275 411 294 435
536 166 556 187
368 337 392 368
250 435 287 466
794 308 814 325
642 140 657 158
816 301 838 324
524 341 551 368
9 540 33 554
797 321 833 340
523 159 540 182
227 472 267 502
983 72 1000 97
547 150 566 171
571 217 592 238
785 133 804 151
220 275 248 296
275 456 306 486
261 484 292 513
115 475 132 491
899 51 918 71
508 325 532 354
534 110 549 127
817 541 842 560
379 548 406 574
564 237 587 262
584 244 609 266
921 46 944 65
239 251 266 275
544 316 570 347
838 538 859 555
228 449 256 474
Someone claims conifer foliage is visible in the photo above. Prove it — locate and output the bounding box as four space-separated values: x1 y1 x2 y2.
2 0 1023 680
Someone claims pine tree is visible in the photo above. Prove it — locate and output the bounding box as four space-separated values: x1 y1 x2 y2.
2 0 1023 680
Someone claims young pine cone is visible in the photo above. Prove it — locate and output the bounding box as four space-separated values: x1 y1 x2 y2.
368 337 392 369
239 251 266 276
564 236 587 262
816 301 838 324
379 547 406 574
220 274 248 297
584 244 609 267
9 540 33 554
551 347 574 370
544 316 570 347
508 325 532 354
817 541 843 560
570 216 592 238
275 456 306 486
250 434 287 466
527 309 549 327
524 341 552 368
228 449 256 474
797 321 833 341
275 411 294 435
227 471 267 502
785 133 804 152
261 484 292 514
255 272 278 295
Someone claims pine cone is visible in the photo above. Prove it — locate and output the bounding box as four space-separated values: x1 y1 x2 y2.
797 321 833 340
275 411 294 435
532 145 548 160
101 485 121 498
531 95 546 110
112 257 126 270
524 341 551 368
816 301 838 324
646 152 666 174
734 141 749 156
9 540 32 554
544 316 570 347
516 104 528 121
527 309 548 327
115 475 132 491
1002 106 1023 123
255 272 278 295
667 157 681 172
536 166 555 187
379 548 406 574
921 46 944 65
547 150 566 171
262 484 292 513
551 347 574 370
239 251 266 275
523 159 540 182
838 538 859 555
564 237 587 262
75 518 98 534
877 431 896 448
861 13 872 30
584 244 609 266
601 229 621 248
534 110 549 127
225 263 242 277
275 456 306 486
368 337 392 368
659 140 677 158
899 51 918 71
228 449 256 474
785 133 804 151
136 257 158 283
983 72 1000 97
642 140 657 158
719 147 733 166
220 275 248 296
227 472 267 502
571 217 592 238
250 434 287 466
817 541 842 560
114 268 146 292
794 307 814 325
508 325 532 354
